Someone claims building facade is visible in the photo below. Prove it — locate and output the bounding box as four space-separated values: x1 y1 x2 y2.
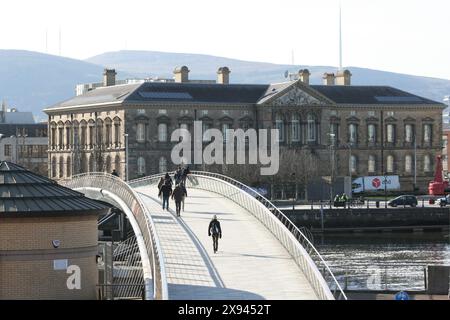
0 123 48 176
44 68 444 196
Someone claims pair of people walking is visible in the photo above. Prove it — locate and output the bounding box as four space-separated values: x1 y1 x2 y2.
158 173 187 216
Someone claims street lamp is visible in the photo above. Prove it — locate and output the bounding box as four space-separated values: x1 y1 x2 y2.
328 133 336 206
123 133 129 181
346 142 353 200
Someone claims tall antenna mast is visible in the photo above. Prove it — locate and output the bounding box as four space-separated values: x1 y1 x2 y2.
339 3 343 70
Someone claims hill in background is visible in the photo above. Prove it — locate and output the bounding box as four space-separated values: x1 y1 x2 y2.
0 49 448 119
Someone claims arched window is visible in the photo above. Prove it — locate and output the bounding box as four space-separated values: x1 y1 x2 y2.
106 155 112 173
136 123 145 142
291 114 300 142
367 124 376 143
350 155 357 174
80 120 87 148
405 155 412 173
158 123 167 142
423 124 432 143
387 155 394 173
115 155 121 176
105 118 112 147
65 122 71 149
66 156 71 178
405 124 414 143
137 157 146 175
51 157 57 178
81 153 88 173
387 124 395 143
159 157 167 173
307 114 316 142
349 124 357 143
423 154 431 172
59 156 64 178
89 154 95 172
368 155 376 173
275 114 284 142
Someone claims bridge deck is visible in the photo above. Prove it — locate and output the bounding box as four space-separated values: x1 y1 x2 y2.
135 185 317 300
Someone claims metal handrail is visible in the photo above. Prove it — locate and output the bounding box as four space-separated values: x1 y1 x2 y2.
61 173 168 300
130 171 347 300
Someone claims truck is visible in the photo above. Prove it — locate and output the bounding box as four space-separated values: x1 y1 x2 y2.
352 175 400 194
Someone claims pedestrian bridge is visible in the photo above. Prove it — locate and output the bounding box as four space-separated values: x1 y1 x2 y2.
62 172 346 300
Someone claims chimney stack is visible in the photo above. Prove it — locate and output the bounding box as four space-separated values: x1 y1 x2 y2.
103 69 117 87
336 69 352 86
323 73 336 86
174 66 190 83
217 67 230 84
298 69 310 85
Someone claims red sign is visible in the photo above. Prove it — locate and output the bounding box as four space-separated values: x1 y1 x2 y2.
372 177 381 188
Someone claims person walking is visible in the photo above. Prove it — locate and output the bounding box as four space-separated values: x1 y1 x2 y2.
164 172 173 187
157 176 165 198
180 181 187 211
158 180 172 211
172 183 184 217
181 165 190 183
208 215 222 253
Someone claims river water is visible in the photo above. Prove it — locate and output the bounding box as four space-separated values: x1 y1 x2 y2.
314 232 450 291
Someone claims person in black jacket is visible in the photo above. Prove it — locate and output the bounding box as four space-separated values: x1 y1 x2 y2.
208 215 222 253
172 183 185 217
158 181 172 211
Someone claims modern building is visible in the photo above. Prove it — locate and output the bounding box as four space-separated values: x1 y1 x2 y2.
44 67 445 196
0 102 48 176
0 161 109 299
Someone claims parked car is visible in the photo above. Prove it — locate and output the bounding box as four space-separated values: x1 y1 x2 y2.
388 195 418 207
436 195 450 207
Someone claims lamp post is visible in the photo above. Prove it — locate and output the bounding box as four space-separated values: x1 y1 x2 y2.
123 133 129 181
346 142 353 200
328 133 336 206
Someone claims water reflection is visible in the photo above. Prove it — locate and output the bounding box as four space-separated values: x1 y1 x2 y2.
314 232 450 291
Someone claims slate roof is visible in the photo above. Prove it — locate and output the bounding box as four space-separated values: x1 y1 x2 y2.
44 81 444 112
310 85 442 105
0 161 109 217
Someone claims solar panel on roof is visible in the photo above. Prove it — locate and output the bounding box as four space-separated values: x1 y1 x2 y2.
375 96 423 103
138 91 193 100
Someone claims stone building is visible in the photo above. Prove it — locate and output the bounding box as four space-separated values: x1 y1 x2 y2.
0 161 109 299
44 67 444 195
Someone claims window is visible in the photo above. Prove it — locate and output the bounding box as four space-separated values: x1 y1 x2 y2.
330 123 339 144
350 155 357 174
66 157 71 178
137 109 145 114
387 155 394 173
423 124 432 143
368 124 376 143
368 155 376 173
158 109 167 114
368 111 375 116
307 114 316 142
158 123 167 142
159 157 167 173
59 156 64 178
291 114 300 142
136 123 145 142
387 111 394 117
223 110 230 115
405 155 412 173
4 144 11 157
423 155 431 172
65 126 71 147
405 124 414 143
137 157 146 175
330 110 337 116
201 110 208 116
350 111 356 116
222 123 231 142
243 110 249 116
180 123 189 141
349 124 357 143
115 155 121 176
275 114 284 142
52 157 57 178
202 122 212 142
386 124 395 143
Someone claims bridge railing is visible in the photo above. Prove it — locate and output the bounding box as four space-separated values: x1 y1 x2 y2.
61 173 168 300
130 171 347 300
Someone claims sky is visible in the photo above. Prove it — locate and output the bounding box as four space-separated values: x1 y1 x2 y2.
1 0 450 79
